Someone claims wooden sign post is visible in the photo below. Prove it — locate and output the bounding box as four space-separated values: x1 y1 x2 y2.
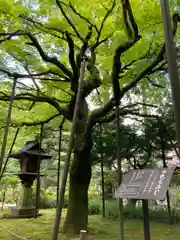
115 167 174 240
79 230 87 240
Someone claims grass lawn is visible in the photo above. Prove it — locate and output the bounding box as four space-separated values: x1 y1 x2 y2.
0 209 180 239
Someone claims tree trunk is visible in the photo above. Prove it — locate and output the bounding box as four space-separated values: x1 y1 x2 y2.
63 126 93 233
104 181 113 200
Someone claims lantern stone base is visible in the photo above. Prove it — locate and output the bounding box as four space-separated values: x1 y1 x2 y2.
9 184 41 218
1 207 42 219
10 206 38 218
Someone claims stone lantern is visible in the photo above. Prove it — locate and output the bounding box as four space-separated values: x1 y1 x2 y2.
10 140 51 218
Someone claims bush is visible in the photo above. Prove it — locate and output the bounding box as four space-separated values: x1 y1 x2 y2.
40 194 57 209
88 188 101 201
88 199 101 215
32 189 56 209
33 189 69 209
103 200 119 219
104 200 180 223
88 199 180 224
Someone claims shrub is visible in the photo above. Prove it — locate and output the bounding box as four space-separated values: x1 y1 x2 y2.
88 199 180 224
33 189 69 209
88 188 101 201
104 200 180 224
40 194 56 209
103 200 119 219
88 199 101 215
32 189 56 209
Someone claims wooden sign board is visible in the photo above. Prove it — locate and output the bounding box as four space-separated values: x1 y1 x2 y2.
115 168 174 200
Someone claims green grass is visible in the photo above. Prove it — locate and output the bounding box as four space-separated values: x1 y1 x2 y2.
0 209 180 239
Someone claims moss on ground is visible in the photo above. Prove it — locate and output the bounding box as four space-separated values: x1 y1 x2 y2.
0 209 180 239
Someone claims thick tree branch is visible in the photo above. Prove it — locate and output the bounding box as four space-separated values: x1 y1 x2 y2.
96 110 116 124
122 13 180 94
0 70 71 84
121 46 165 94
0 68 50 78
65 31 77 77
20 14 81 48
0 31 72 78
112 39 140 104
76 26 93 70
90 2 158 125
65 31 79 91
25 32 72 77
123 0 139 39
82 78 101 98
120 102 159 110
12 113 61 127
67 26 93 92
123 111 159 119
90 98 115 124
82 49 101 97
97 106 159 124
0 92 70 120
112 0 141 105
122 0 131 38
0 68 71 82
0 30 22 44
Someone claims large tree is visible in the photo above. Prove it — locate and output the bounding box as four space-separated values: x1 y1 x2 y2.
0 0 179 233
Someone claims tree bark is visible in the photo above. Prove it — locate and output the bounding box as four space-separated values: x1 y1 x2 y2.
63 139 92 233
63 96 93 234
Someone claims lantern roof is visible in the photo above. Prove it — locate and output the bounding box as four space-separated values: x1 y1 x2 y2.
10 140 51 160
